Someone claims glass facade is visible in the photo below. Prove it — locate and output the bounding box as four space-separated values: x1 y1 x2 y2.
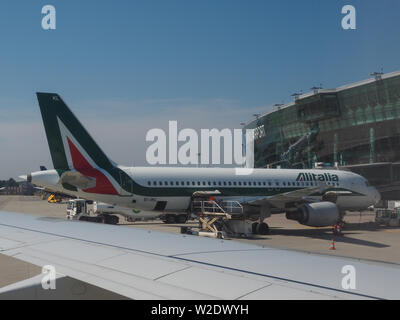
245 73 400 199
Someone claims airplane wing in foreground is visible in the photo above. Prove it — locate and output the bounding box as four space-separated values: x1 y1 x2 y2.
0 210 399 300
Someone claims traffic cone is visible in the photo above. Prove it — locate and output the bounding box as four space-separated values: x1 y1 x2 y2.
329 240 336 250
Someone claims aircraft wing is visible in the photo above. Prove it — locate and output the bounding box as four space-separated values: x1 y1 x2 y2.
0 187 5 191
1 210 400 300
244 184 328 208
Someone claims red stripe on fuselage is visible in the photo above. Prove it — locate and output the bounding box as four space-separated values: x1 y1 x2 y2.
67 137 119 195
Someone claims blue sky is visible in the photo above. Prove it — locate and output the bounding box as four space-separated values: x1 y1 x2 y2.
0 0 399 178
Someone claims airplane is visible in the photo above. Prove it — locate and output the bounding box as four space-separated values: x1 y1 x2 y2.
1 208 400 299
2 92 397 300
24 93 380 234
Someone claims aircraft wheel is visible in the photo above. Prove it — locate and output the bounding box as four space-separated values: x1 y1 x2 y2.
105 215 119 225
252 222 259 234
175 215 188 224
257 222 269 235
164 215 176 224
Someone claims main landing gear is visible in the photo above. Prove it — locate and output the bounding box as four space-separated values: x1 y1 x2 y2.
252 221 269 235
163 214 188 224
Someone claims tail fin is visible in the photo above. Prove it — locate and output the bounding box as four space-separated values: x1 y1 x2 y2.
36 93 115 172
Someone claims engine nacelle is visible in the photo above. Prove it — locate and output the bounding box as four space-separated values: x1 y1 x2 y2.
286 202 340 227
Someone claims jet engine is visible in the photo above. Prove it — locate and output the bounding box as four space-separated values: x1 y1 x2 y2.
285 202 340 227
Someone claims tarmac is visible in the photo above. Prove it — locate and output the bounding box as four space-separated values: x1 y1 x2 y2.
1 195 400 289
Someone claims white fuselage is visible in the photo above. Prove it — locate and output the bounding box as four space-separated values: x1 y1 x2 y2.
30 167 381 215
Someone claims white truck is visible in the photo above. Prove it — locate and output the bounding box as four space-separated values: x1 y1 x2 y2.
66 199 119 224
94 202 189 224
66 199 189 225
93 202 162 222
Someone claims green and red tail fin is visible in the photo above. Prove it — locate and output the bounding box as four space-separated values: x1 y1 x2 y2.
36 92 123 195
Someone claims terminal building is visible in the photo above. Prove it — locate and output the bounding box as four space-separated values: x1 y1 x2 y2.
244 70 400 200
